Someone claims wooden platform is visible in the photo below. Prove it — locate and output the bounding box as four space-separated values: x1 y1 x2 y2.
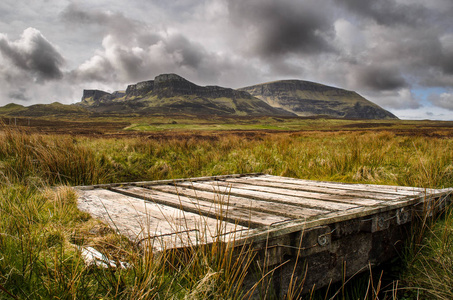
76 173 452 293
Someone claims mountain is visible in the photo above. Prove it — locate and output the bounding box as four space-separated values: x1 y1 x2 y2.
238 80 398 119
79 74 295 116
0 74 398 119
0 103 26 114
0 102 89 117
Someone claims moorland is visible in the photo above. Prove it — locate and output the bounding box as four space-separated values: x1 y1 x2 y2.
0 115 452 299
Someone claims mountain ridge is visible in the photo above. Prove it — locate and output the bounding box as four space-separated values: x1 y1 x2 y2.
238 79 398 119
0 73 397 119
79 73 295 116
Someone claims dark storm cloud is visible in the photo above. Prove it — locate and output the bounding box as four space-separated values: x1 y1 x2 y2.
0 28 64 82
60 3 138 39
227 0 335 57
70 33 212 84
355 66 408 91
323 0 453 113
165 34 206 68
439 46 453 75
367 21 453 88
61 4 220 85
336 0 427 26
8 88 29 101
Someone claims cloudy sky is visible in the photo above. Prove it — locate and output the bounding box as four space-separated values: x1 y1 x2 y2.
1 0 453 120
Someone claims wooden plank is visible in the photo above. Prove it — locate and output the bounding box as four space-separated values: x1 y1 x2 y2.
252 175 427 196
75 173 264 190
175 182 358 211
264 175 446 194
220 178 404 201
150 184 328 219
78 189 245 233
198 180 384 206
77 189 247 249
111 186 290 228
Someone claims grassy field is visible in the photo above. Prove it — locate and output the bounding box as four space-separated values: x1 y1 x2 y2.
3 115 453 136
0 116 452 299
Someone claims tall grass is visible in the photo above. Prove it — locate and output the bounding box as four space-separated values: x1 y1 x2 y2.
1 124 452 298
83 130 453 189
3 125 450 188
0 184 95 298
0 184 256 299
397 196 453 300
0 125 112 186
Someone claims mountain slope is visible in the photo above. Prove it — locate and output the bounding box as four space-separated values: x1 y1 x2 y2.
238 80 398 119
80 74 295 116
0 102 89 117
0 103 26 115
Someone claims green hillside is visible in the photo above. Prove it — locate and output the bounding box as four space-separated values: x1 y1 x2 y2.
239 80 398 119
0 102 89 117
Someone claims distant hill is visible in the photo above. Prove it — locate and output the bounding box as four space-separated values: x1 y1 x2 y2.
238 80 398 119
0 103 26 114
0 102 88 117
0 74 398 119
79 74 295 116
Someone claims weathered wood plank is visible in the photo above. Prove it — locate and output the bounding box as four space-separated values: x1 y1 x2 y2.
253 175 428 196
175 182 358 211
75 173 264 191
150 184 328 219
77 189 247 249
111 186 290 228
220 178 404 201
198 180 384 206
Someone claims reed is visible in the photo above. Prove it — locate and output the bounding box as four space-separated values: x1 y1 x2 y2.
1 124 452 298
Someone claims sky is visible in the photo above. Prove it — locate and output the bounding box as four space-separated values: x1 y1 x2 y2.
0 0 453 120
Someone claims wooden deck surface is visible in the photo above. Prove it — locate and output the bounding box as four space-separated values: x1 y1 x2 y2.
76 173 451 250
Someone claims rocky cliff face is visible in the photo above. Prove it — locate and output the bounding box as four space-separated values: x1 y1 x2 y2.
81 89 112 104
78 74 397 119
79 74 295 116
125 80 154 97
238 80 398 119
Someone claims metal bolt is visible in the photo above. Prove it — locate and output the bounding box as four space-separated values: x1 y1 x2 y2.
318 235 329 247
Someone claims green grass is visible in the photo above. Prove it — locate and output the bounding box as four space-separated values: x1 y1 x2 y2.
124 121 295 131
399 207 453 299
109 116 453 134
0 123 452 299
79 130 453 188
0 103 26 113
120 117 353 131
